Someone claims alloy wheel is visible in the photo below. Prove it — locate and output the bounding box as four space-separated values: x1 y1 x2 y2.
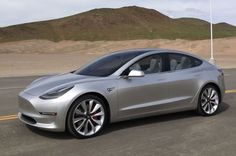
200 87 219 115
72 99 105 136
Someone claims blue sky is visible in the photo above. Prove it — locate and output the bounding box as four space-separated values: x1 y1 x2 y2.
0 0 235 27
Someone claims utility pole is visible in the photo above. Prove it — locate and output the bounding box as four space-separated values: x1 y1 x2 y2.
209 0 215 64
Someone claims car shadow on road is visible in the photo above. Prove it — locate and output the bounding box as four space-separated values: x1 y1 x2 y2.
26 125 74 139
102 102 230 136
218 102 230 114
26 102 230 139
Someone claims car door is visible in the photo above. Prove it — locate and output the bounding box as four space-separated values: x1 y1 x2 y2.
117 54 171 118
166 53 203 108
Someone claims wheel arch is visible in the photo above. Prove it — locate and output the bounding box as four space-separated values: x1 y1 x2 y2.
65 92 111 130
200 82 222 102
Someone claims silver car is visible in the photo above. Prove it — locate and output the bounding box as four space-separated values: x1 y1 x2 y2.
18 49 225 138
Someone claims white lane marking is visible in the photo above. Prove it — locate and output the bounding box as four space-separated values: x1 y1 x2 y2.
0 86 24 90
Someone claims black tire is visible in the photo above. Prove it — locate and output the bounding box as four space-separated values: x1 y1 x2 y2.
67 95 108 139
197 84 221 116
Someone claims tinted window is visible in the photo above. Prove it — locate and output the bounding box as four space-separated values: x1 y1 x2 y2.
75 51 144 77
123 54 164 75
169 53 202 71
192 57 202 67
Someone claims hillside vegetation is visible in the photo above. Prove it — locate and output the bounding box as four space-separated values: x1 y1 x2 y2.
1 6 236 42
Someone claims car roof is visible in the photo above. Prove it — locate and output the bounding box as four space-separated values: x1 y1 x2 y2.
112 48 203 61
113 48 165 54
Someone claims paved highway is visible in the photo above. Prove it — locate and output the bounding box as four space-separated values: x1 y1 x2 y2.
0 69 236 156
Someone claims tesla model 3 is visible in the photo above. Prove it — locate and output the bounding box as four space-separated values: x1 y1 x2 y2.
18 49 225 138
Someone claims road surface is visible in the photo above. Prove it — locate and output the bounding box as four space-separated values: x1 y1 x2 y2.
0 69 236 156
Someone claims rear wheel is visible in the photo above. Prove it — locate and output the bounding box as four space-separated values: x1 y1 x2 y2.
67 95 108 138
197 85 221 116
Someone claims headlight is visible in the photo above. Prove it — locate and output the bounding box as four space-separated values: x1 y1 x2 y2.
39 85 74 99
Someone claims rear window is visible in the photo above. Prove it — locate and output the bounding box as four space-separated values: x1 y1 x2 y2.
169 53 202 71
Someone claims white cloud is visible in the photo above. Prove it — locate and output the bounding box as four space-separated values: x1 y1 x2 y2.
0 0 235 27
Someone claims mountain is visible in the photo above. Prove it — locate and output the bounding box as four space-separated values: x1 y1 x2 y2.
1 6 236 42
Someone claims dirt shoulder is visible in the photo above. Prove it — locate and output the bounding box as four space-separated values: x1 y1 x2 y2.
0 38 235 77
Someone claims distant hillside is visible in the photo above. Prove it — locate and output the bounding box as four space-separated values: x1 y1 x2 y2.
1 6 236 42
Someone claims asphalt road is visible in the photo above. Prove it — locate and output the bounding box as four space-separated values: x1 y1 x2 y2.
0 69 236 156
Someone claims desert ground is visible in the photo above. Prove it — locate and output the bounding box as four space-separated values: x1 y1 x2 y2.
0 38 235 77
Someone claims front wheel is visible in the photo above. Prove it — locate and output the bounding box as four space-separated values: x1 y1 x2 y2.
67 95 108 138
197 85 221 116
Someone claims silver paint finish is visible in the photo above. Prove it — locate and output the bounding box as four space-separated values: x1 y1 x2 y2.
18 49 225 132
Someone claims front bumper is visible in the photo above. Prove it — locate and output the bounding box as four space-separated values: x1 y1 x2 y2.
18 91 69 132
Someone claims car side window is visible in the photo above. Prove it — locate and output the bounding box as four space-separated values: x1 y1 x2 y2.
169 53 202 71
128 54 163 74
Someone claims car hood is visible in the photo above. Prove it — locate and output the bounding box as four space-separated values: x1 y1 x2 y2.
23 73 101 96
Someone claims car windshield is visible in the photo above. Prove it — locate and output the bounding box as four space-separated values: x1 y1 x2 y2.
74 51 146 77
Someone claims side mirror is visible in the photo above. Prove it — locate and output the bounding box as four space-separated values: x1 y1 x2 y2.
128 70 145 77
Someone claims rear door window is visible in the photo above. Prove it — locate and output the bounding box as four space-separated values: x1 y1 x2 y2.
168 53 202 71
